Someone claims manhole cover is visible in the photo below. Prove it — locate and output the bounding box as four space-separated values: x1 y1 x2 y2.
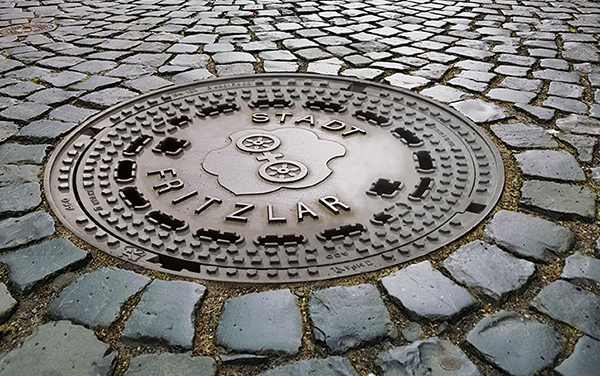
45 74 504 283
0 23 56 36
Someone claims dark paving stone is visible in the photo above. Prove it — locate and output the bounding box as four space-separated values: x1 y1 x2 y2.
171 69 215 85
555 336 600 376
531 280 600 340
121 53 170 68
0 165 39 187
378 337 480 376
80 88 138 107
5 66 51 80
443 240 535 300
39 71 88 87
16 119 78 140
0 211 54 250
562 42 599 63
385 73 429 89
533 69 580 83
556 114 600 136
543 96 588 114
71 60 118 74
0 102 50 122
483 210 574 262
37 56 85 69
0 143 48 165
451 99 510 123
515 150 585 181
420 85 473 103
0 57 24 73
216 289 302 354
0 283 16 324
486 88 537 103
122 280 206 348
309 284 396 353
124 353 215 376
49 267 150 327
0 321 115 376
71 75 121 91
520 180 596 221
0 82 45 98
49 105 98 124
562 252 600 286
556 134 596 162
467 311 562 376
124 76 172 93
514 103 555 121
106 64 155 80
490 123 557 148
0 121 18 142
215 63 255 77
26 88 83 105
258 357 358 376
0 182 40 215
0 237 87 292
381 261 475 321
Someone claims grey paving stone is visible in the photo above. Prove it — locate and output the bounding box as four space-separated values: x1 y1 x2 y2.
556 114 600 136
541 58 569 70
514 103 555 121
106 64 155 80
166 44 198 54
381 261 475 321
216 289 302 354
0 82 45 98
309 284 396 353
0 237 87 292
0 102 50 122
263 61 298 73
543 96 588 114
170 54 210 68
341 68 383 80
490 123 557 148
555 336 600 376
0 165 38 187
556 134 596 163
5 66 51 80
0 283 16 324
124 76 172 93
241 41 278 52
171 69 215 85
487 88 537 104
385 73 430 90
344 54 373 67
215 63 255 77
562 42 599 63
483 210 574 262
0 143 48 165
39 71 88 87
49 267 150 327
38 56 85 69
467 311 562 376
532 280 600 339
121 53 171 68
500 77 543 92
124 353 215 376
520 180 596 221
562 252 600 286
533 69 580 83
294 47 333 61
448 77 489 93
0 211 54 250
451 99 510 123
307 61 342 76
549 82 584 99
446 46 493 60
0 57 24 73
71 75 120 91
0 321 115 376
98 39 141 50
0 121 18 142
49 105 98 124
497 54 536 67
122 279 205 348
16 119 78 140
515 150 585 181
443 240 535 300
494 65 530 77
378 337 480 376
213 52 256 64
412 63 449 80
80 88 138 107
26 88 82 106
0 97 18 111
71 60 118 74
456 71 495 83
420 85 472 103
258 357 358 376
454 60 494 72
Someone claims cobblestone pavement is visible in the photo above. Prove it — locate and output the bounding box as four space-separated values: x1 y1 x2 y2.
0 0 599 375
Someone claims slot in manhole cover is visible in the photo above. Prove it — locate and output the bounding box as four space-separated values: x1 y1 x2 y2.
45 74 504 283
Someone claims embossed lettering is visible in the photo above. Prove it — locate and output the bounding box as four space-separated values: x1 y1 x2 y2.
297 202 318 221
342 126 367 137
319 196 350 214
267 205 286 223
123 247 145 261
172 190 198 205
226 203 255 222
252 113 270 123
195 196 222 214
295 115 314 126
153 179 184 195
321 120 346 131
147 168 177 179
275 113 292 123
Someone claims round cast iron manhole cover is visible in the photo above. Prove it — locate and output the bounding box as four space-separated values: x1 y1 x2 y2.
45 74 504 283
0 23 56 36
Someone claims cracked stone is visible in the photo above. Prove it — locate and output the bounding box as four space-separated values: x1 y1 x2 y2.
448 78 489 92
307 61 342 76
38 56 85 69
487 88 537 103
483 210 574 262
72 75 121 91
446 46 493 60
385 73 430 89
500 77 543 92
258 357 358 376
467 311 562 376
124 353 215 376
412 63 449 80
294 48 333 61
0 121 18 142
514 103 555 121
49 267 150 327
491 123 557 148
122 279 206 348
0 82 45 98
515 150 585 181
556 134 596 162
556 114 600 136
0 211 54 250
420 85 473 103
341 68 383 80
80 88 138 107
561 252 600 286
106 64 155 80
378 337 480 376
0 321 115 376
216 289 303 354
309 284 396 353
543 97 588 114
451 99 510 123
259 50 296 61
0 283 16 324
39 71 88 87
532 280 600 339
562 42 599 63
533 69 580 83
71 60 118 74
443 240 535 300
494 65 530 77
213 52 256 64
381 261 475 321
520 180 596 221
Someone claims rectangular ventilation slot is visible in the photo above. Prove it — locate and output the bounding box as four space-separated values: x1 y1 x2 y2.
146 210 187 232
168 115 190 127
304 100 346 113
318 224 365 240
353 110 390 126
123 135 153 157
392 128 423 146
249 98 292 108
197 103 238 117
465 202 486 214
344 83 367 92
115 160 136 182
409 177 434 200
195 228 242 244
415 151 435 171
119 187 150 210
255 234 305 246
155 255 200 273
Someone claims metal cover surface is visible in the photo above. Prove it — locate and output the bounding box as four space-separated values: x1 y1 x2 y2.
45 74 504 283
0 23 56 36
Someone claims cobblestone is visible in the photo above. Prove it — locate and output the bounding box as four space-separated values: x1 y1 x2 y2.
515 150 585 181
0 210 54 250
